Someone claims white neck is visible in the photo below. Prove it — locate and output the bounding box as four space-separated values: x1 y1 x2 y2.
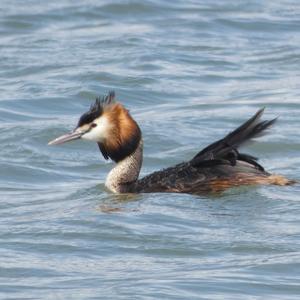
105 140 143 193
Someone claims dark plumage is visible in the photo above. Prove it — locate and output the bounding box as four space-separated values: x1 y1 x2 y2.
191 108 275 164
77 91 115 127
134 108 293 194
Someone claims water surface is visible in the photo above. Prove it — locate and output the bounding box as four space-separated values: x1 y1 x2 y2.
1 1 300 299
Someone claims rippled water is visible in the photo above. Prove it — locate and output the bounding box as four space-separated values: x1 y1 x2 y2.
1 1 300 299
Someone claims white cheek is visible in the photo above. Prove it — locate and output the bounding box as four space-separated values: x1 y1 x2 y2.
82 116 111 142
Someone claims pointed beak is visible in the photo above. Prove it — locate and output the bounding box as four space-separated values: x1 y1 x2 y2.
48 129 84 145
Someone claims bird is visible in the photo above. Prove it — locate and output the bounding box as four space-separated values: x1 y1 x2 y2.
48 91 294 195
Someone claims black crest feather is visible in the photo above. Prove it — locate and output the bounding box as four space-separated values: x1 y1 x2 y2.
77 91 116 127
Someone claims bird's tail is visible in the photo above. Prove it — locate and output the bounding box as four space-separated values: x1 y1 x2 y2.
267 174 297 186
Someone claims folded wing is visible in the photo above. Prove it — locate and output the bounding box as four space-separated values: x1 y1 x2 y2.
191 108 277 170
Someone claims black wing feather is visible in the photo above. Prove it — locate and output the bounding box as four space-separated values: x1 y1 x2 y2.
191 108 276 170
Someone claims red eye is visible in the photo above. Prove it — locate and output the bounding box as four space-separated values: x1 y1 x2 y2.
91 123 97 128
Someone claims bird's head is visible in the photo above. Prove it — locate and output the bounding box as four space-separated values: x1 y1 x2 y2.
48 92 141 162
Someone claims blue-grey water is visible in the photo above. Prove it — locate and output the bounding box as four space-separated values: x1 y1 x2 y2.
1 1 300 299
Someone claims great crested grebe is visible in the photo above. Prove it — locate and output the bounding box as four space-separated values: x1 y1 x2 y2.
48 92 294 194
